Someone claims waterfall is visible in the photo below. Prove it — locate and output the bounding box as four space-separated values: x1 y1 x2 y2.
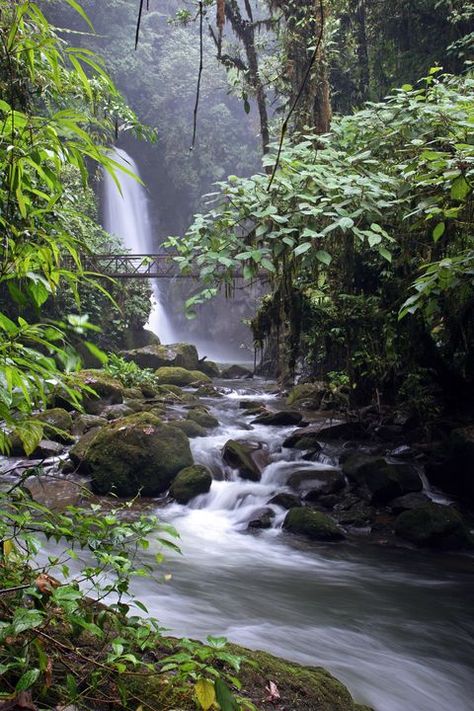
102 147 175 344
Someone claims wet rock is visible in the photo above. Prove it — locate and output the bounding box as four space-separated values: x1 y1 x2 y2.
33 408 74 444
173 419 207 438
121 343 199 371
342 454 422 504
222 439 266 481
123 398 146 413
122 387 144 400
239 399 264 410
390 492 430 514
317 422 367 441
288 469 345 496
268 493 301 509
154 367 211 387
169 465 212 504
286 382 326 410
283 507 345 541
247 507 275 530
196 384 224 398
72 370 124 415
220 364 253 379
122 326 160 350
32 439 65 458
197 359 220 378
69 427 102 465
389 445 415 459
73 412 193 497
186 408 219 429
317 494 340 510
336 502 376 527
395 503 472 549
425 426 474 504
252 410 303 426
101 403 134 420
283 427 322 452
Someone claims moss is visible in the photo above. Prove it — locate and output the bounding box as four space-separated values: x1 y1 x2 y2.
186 408 219 429
284 507 345 541
197 359 220 378
121 343 199 371
173 419 207 438
395 503 472 549
169 465 212 503
222 439 261 481
71 369 124 414
76 412 193 497
287 382 325 409
155 367 210 386
32 408 74 444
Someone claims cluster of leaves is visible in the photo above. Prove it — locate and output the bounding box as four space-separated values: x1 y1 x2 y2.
168 69 474 405
104 353 160 389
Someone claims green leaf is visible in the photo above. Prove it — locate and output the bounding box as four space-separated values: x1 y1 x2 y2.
450 176 470 201
16 668 40 692
64 0 94 30
378 246 392 263
195 678 216 710
214 677 239 711
315 250 331 266
338 216 355 231
294 243 312 257
432 222 446 242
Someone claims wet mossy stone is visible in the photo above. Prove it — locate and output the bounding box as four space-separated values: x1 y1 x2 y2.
76 412 193 497
121 343 199 371
247 507 275 529
72 370 124 415
287 382 326 409
283 427 322 452
33 408 73 444
173 419 207 438
252 410 303 426
196 384 224 398
395 503 472 549
154 367 211 387
317 422 367 441
288 468 345 497
186 408 219 429
169 465 212 504
222 439 262 481
101 403 134 420
220 364 253 379
283 507 345 541
72 414 107 437
197 359 220 378
343 455 422 503
268 492 302 509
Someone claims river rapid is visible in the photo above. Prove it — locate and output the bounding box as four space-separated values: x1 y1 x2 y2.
132 381 474 711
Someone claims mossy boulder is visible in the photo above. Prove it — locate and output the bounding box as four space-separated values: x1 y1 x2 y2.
342 455 422 503
121 343 199 371
317 422 367 441
252 410 303 426
101 403 134 420
287 382 326 409
122 326 160 350
172 419 207 438
72 414 107 436
72 370 124 415
222 439 265 481
155 367 211 387
395 503 472 549
186 408 219 429
196 384 224 398
283 427 323 452
220 364 253 379
284 507 345 541
74 412 193 497
197 359 220 378
33 408 73 444
268 492 302 509
169 465 212 503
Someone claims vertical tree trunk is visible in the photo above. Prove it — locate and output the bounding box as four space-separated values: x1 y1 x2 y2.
351 0 370 101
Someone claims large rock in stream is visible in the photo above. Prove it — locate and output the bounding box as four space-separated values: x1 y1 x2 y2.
71 412 193 497
169 465 212 504
155 367 211 387
341 454 422 503
222 439 267 481
425 425 474 505
284 507 345 541
120 343 199 371
395 503 472 549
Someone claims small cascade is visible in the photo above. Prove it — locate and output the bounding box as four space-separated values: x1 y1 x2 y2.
102 147 175 343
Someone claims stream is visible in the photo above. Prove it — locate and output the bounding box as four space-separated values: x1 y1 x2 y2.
133 381 474 711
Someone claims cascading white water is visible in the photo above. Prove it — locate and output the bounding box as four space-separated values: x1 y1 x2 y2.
102 147 175 343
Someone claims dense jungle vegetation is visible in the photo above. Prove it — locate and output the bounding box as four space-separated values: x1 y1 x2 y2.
0 1 473 710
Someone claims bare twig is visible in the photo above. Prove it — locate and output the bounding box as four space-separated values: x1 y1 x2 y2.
191 1 204 150
135 0 145 49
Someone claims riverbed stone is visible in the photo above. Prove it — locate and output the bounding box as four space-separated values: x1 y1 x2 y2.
283 507 345 541
336 502 376 527
247 507 275 529
222 439 265 481
72 370 124 415
169 465 212 504
101 403 134 420
252 410 303 426
395 503 472 549
197 359 220 378
287 382 326 409
317 422 367 441
186 408 219 429
154 367 211 387
72 414 107 436
288 468 345 497
283 427 323 452
74 412 193 497
220 364 253 379
121 343 199 371
173 419 207 438
390 492 430 514
268 493 302 509
33 408 74 444
196 384 224 398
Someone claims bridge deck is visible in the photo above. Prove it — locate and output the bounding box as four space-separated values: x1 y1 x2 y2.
69 254 199 279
